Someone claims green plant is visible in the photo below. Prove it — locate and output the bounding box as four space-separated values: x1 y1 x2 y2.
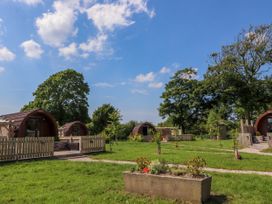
130 133 143 142
149 159 169 175
185 156 207 177
170 166 186 176
135 157 151 172
152 131 162 155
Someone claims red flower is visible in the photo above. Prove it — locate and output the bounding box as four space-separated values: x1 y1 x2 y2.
143 167 150 173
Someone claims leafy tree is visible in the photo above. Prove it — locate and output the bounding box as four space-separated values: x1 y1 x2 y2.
159 68 207 133
22 69 90 125
88 104 119 135
205 24 272 120
205 109 225 138
117 120 138 140
102 110 122 151
157 117 174 127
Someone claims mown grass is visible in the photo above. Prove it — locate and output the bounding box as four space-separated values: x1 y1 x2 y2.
0 160 272 204
90 140 272 171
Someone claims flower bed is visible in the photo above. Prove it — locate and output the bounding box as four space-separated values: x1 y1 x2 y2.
123 157 212 204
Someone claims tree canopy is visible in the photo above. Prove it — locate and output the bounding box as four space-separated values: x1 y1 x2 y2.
159 68 207 133
22 69 90 125
159 24 272 134
88 104 120 135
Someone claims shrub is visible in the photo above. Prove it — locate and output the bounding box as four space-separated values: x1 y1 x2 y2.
135 157 151 172
185 156 207 177
129 133 143 142
149 159 169 175
170 166 186 176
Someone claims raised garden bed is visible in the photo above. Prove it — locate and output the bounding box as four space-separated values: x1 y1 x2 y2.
123 157 212 204
123 171 211 204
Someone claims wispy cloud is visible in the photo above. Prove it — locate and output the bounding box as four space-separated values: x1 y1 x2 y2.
86 0 155 32
59 42 78 59
148 82 163 89
16 0 43 6
159 66 170 74
0 46 15 61
131 89 148 95
94 82 114 88
20 40 43 59
0 66 5 74
135 72 155 83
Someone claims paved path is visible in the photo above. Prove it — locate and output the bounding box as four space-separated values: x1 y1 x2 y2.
240 143 272 156
61 156 272 177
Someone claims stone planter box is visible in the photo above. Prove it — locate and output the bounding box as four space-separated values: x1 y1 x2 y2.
123 171 212 204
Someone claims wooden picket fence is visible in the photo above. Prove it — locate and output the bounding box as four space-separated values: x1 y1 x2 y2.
0 137 54 162
79 136 105 154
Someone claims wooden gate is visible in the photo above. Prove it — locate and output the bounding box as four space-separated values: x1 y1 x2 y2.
79 136 105 154
0 137 54 162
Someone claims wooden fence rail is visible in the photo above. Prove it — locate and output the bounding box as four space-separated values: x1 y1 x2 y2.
79 136 105 154
0 137 54 162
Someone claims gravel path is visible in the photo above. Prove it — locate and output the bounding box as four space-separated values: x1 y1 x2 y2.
62 156 272 177
240 143 272 156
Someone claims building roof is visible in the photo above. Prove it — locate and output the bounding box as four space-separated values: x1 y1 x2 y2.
59 121 88 136
132 122 156 135
0 109 56 129
255 109 272 130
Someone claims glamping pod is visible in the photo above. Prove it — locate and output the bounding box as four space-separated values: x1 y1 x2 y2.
58 121 88 137
0 109 58 137
255 110 272 136
131 122 156 142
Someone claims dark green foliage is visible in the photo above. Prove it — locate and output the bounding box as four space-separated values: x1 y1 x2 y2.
88 104 119 135
205 24 272 120
22 69 90 125
102 110 122 151
159 68 208 133
117 121 138 140
159 24 272 133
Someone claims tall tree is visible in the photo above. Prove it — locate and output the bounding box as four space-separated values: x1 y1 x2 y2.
159 68 207 133
88 104 120 134
205 24 272 120
22 69 90 125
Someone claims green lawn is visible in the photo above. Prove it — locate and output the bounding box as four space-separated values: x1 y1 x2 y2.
90 140 272 171
0 160 272 204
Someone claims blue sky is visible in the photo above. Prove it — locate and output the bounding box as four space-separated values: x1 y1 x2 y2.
0 0 271 124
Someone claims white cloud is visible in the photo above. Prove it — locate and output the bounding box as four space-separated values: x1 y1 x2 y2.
160 66 170 74
59 42 78 59
20 40 43 59
16 0 43 5
35 0 79 47
148 82 163 89
79 33 107 54
135 72 155 83
0 66 5 74
0 46 16 61
86 0 154 32
94 82 114 88
131 89 148 95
